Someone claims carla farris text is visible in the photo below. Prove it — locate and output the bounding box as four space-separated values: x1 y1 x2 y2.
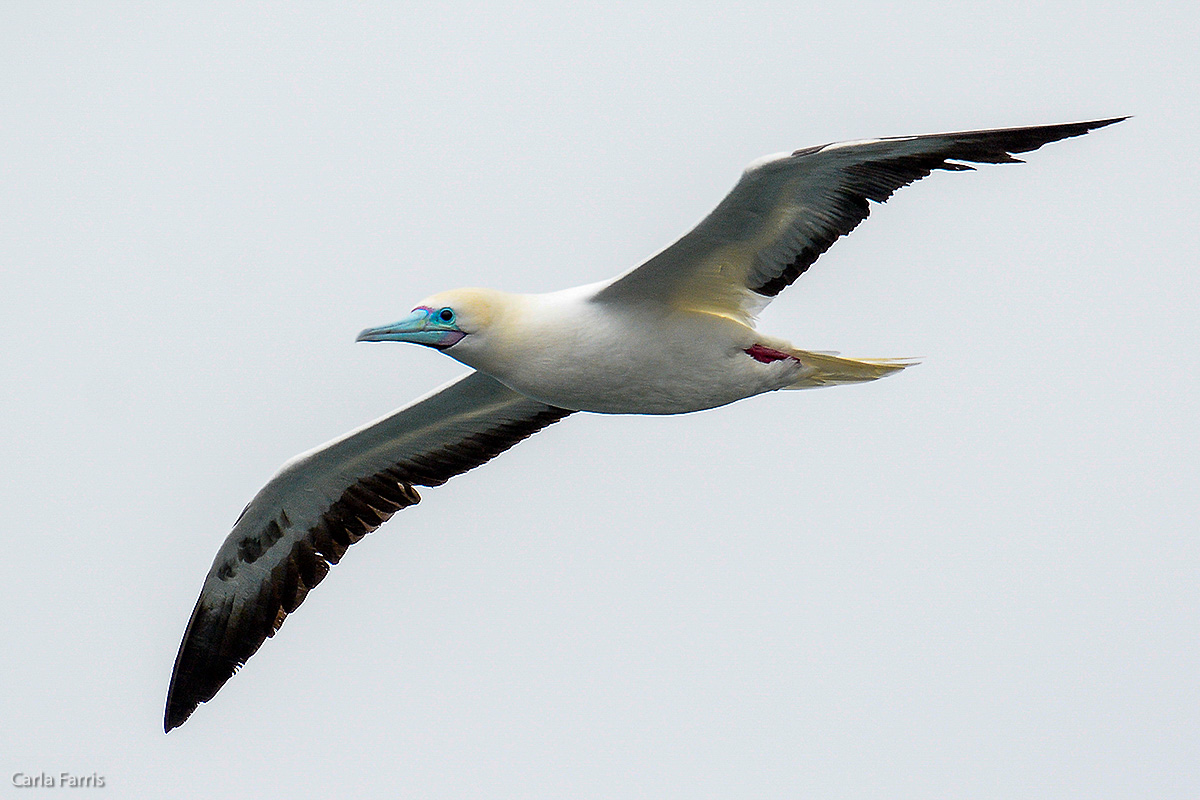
12 773 105 789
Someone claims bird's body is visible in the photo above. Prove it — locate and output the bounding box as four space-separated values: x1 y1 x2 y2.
466 289 763 415
165 117 1125 731
425 284 873 414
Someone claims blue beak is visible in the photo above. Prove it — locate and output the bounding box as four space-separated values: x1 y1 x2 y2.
356 309 465 350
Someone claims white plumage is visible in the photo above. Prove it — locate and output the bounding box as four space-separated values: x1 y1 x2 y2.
165 117 1124 731
403 284 905 415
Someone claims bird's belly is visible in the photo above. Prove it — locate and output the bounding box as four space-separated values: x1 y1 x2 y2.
489 333 802 415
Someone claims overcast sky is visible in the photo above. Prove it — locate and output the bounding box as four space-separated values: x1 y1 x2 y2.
3 2 1198 798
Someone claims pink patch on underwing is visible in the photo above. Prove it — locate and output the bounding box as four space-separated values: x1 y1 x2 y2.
744 343 796 364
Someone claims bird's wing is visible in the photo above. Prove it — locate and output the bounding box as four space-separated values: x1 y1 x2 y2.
165 371 572 731
594 118 1125 324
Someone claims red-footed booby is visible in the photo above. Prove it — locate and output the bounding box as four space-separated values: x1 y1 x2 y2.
165 118 1125 731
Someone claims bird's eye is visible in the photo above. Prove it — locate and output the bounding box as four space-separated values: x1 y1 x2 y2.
438 307 455 323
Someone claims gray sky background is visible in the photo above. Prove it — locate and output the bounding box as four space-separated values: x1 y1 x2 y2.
3 2 1197 798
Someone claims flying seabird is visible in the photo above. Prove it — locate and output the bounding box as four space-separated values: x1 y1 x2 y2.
165 117 1125 731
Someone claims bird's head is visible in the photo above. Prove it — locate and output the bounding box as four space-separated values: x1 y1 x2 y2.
356 288 506 352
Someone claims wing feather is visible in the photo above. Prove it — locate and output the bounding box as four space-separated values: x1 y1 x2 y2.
165 371 571 731
595 118 1126 323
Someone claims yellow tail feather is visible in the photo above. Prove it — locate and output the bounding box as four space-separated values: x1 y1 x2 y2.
786 350 917 389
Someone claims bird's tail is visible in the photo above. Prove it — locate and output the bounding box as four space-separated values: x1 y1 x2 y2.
785 349 916 389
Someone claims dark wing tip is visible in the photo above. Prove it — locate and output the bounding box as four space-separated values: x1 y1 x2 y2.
749 117 1126 299
163 490 406 733
1051 115 1130 134
1088 115 1130 127
165 594 244 732
958 116 1128 158
164 570 298 732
